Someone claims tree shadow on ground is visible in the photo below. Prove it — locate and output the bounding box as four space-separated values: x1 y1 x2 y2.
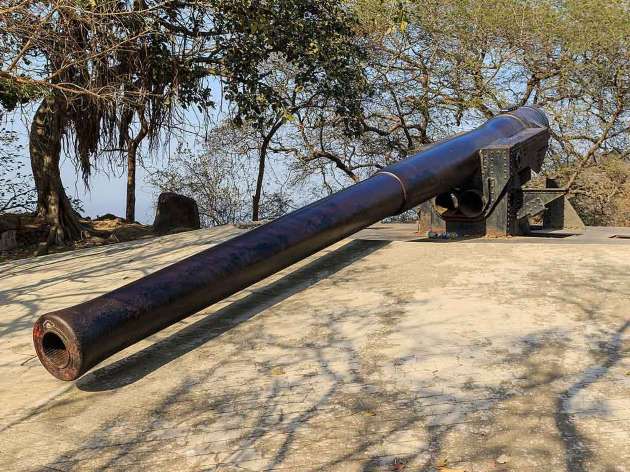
0 226 242 339
77 239 391 392
4 236 628 471
555 320 629 472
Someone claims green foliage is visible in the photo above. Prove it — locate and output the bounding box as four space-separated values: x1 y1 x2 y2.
207 0 369 128
0 78 39 111
2 0 368 167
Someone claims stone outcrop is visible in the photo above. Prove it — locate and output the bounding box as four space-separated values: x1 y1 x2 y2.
152 192 200 235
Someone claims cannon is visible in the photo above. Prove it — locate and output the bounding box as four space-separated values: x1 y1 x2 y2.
34 106 554 381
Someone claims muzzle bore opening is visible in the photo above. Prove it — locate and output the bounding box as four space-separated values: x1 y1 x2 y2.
459 190 485 218
41 331 70 369
435 192 459 214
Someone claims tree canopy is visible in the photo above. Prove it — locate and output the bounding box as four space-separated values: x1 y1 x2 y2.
0 0 369 242
1 0 628 235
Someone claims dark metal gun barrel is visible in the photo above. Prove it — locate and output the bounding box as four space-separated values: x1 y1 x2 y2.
33 107 548 380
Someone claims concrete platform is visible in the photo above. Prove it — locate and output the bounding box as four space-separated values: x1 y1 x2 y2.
1 224 629 471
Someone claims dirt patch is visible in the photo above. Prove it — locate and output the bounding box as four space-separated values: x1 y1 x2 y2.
0 212 156 263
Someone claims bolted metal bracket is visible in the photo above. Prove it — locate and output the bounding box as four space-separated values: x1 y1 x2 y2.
424 126 585 237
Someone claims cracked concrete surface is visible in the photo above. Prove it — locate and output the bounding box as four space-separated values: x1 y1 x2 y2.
0 224 628 471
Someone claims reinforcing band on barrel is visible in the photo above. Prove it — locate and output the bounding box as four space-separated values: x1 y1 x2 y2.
375 171 408 213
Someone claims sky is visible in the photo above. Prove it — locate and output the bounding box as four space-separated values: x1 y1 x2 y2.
60 158 157 224
7 112 158 224
5 85 225 225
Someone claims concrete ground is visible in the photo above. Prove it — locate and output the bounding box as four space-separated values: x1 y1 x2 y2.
0 224 629 471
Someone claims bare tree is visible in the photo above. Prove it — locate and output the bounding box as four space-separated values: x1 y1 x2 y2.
147 124 258 226
291 0 629 205
1 0 368 244
1 2 188 243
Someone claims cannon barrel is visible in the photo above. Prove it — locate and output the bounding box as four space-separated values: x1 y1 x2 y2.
33 106 549 380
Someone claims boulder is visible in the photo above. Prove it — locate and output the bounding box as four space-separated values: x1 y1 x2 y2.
0 213 26 231
95 213 120 221
0 213 48 249
153 192 200 235
0 230 17 251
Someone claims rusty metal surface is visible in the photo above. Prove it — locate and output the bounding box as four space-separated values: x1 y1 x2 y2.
33 107 549 380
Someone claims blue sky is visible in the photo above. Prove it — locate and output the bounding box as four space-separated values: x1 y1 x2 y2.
60 158 157 224
6 82 225 225
8 111 158 224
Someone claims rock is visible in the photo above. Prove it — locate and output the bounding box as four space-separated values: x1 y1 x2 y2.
153 192 200 235
496 454 510 464
96 213 121 221
0 213 27 232
0 214 49 250
0 230 17 251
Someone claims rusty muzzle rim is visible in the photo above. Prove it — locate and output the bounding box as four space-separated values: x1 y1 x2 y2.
33 318 82 380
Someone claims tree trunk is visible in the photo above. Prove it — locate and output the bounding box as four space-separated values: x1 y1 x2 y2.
124 110 149 223
252 119 284 221
252 151 265 222
29 94 83 246
126 143 138 222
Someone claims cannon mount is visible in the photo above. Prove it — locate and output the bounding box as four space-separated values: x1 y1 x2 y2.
425 126 584 237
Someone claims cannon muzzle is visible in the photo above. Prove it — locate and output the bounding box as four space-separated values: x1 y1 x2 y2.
33 106 549 380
